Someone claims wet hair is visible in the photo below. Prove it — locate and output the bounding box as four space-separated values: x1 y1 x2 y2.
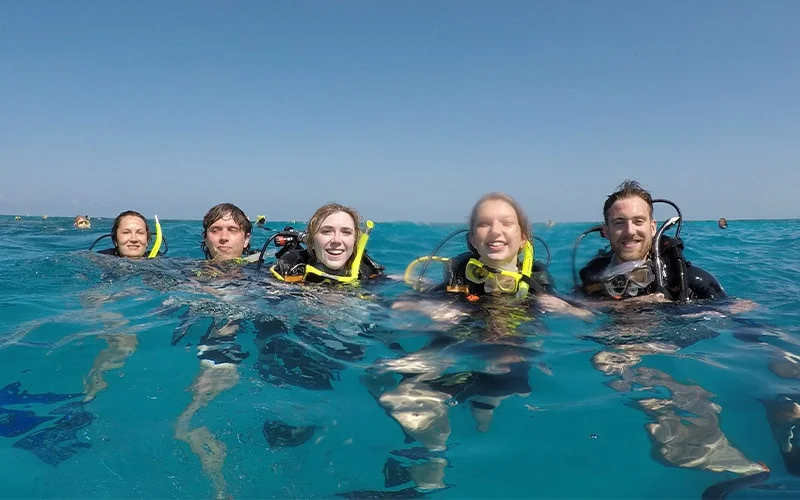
201 203 252 256
304 203 362 266
203 203 252 236
111 211 151 246
603 179 654 224
467 192 533 253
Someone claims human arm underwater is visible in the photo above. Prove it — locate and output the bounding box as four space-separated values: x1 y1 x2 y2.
521 268 595 320
392 280 594 323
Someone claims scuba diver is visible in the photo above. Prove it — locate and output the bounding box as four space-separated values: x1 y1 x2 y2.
574 180 725 303
200 202 258 262
252 203 384 389
355 192 589 495
399 192 588 317
250 204 388 490
259 203 384 285
572 180 769 497
88 210 166 259
255 214 272 230
83 211 166 402
175 202 259 499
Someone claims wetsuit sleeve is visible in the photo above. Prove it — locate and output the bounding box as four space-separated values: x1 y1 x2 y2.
686 264 727 301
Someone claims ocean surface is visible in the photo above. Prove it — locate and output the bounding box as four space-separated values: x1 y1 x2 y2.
1 215 799 499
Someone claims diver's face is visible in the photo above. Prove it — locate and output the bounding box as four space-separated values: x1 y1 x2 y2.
312 211 356 271
204 213 250 261
74 218 90 229
604 196 656 262
115 215 148 258
469 199 526 267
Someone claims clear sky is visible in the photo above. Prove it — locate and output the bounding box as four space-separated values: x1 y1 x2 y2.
1 1 798 223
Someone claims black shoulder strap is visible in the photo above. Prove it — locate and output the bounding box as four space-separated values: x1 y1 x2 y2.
444 252 474 289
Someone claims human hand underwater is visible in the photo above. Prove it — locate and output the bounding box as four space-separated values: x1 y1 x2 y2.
392 300 470 323
535 295 595 320
726 299 758 314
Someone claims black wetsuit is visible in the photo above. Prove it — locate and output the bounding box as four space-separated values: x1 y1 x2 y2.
196 319 250 366
96 247 122 257
579 237 726 301
271 247 384 283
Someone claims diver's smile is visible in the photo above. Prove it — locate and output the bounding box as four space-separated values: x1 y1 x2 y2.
621 238 643 248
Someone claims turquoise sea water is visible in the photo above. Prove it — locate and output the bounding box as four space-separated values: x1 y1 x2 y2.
1 216 799 499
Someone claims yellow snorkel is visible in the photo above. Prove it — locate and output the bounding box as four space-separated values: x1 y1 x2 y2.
147 215 163 259
340 219 375 284
403 256 451 289
516 240 535 298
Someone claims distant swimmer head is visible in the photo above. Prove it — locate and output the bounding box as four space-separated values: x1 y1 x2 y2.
596 259 655 299
718 218 728 229
306 203 362 271
112 210 151 258
256 215 266 226
73 215 91 229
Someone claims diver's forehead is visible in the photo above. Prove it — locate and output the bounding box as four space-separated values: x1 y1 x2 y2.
608 197 651 219
208 214 242 230
320 211 355 229
119 216 146 228
475 200 518 221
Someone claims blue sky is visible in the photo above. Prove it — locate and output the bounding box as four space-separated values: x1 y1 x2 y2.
1 1 798 223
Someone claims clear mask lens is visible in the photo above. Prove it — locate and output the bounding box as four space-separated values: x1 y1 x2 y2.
601 260 654 298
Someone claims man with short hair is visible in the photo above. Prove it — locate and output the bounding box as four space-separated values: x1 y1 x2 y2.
176 202 256 498
201 202 253 261
576 180 768 487
579 179 724 301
